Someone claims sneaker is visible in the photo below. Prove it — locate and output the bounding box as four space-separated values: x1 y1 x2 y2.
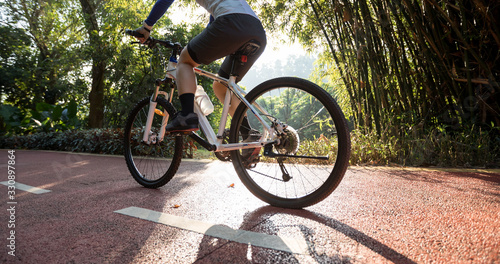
165 112 199 133
242 129 262 168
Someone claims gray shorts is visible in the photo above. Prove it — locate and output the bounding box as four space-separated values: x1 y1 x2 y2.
187 13 267 83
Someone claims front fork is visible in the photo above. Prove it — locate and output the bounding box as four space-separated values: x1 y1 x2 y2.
143 80 173 144
143 99 158 144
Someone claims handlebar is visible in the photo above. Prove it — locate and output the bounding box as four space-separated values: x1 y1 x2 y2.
125 29 183 52
125 28 145 39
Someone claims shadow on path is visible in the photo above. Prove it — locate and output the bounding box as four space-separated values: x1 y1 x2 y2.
195 206 417 264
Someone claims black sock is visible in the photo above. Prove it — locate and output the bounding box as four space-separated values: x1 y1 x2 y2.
179 93 195 116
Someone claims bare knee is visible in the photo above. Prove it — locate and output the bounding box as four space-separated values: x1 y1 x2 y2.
176 48 199 94
178 48 198 68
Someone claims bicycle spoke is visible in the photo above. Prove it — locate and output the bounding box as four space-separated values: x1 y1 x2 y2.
230 77 350 208
124 97 183 188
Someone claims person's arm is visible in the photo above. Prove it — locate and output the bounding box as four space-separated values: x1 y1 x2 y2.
144 0 175 27
134 0 175 42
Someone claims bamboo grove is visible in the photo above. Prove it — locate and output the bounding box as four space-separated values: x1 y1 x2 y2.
1 0 499 165
257 0 499 138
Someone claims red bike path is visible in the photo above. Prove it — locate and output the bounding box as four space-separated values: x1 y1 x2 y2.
1 150 499 263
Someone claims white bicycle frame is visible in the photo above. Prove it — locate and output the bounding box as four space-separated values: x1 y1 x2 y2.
142 59 282 152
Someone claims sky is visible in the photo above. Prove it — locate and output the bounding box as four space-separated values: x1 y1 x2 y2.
166 3 315 88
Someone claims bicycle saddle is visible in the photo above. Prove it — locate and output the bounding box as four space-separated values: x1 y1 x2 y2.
235 40 261 63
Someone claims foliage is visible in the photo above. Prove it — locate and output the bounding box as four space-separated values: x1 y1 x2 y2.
0 129 124 154
0 128 195 158
0 105 24 134
350 127 499 167
0 101 82 135
253 0 500 144
253 88 335 140
0 0 86 110
0 0 215 129
0 26 35 108
30 101 81 133
2 126 497 167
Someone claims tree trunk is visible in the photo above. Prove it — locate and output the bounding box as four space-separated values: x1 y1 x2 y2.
79 0 106 128
88 60 106 128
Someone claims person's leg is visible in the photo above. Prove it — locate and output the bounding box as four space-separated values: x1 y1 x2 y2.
167 14 265 133
213 80 254 139
165 48 200 132
214 14 266 116
177 47 199 97
212 81 241 116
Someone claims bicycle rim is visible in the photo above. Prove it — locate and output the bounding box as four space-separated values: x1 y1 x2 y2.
124 97 183 188
230 77 350 208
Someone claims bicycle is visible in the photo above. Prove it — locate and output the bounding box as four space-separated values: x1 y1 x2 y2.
123 29 351 208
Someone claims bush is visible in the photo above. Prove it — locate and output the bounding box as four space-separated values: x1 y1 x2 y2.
0 101 82 136
350 127 500 168
1 127 498 168
0 128 196 158
0 129 125 155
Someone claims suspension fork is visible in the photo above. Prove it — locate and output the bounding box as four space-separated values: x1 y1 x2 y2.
142 84 160 144
143 78 174 144
157 87 174 142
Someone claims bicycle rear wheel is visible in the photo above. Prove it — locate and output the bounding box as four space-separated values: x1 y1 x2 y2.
230 77 351 208
124 97 183 188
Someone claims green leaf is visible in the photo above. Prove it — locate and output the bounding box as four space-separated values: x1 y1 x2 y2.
36 102 53 112
30 109 42 121
66 101 78 118
52 105 63 121
0 104 20 120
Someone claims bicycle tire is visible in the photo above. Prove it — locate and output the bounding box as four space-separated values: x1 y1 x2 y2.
230 77 351 208
124 97 183 188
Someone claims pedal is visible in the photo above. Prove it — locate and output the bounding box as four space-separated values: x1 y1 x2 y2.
167 128 199 136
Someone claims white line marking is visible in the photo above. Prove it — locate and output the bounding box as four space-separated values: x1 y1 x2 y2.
0 181 51 194
115 206 309 255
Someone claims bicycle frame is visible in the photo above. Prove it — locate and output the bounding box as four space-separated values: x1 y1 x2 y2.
124 30 348 209
143 59 277 152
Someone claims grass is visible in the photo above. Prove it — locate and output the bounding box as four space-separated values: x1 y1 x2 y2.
166 126 500 168
349 127 499 168
191 148 217 160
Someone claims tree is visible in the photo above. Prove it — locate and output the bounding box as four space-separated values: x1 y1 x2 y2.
253 0 500 137
0 0 84 109
0 26 34 107
1 0 221 132
78 0 106 128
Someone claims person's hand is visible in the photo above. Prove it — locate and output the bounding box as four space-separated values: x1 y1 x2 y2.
134 22 152 43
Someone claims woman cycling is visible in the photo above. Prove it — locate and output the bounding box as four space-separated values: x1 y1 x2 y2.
133 0 266 135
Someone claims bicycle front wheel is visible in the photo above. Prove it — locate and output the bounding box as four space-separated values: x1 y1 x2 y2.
124 97 183 188
230 77 351 208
